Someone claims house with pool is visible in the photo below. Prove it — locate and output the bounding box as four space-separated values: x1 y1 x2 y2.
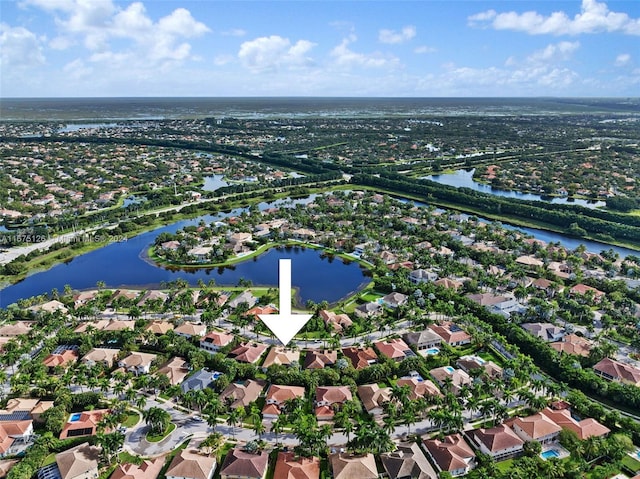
59 409 110 439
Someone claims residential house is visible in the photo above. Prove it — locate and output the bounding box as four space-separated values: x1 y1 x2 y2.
396 377 443 401
43 348 79 371
0 421 34 457
515 255 544 268
540 407 610 440
380 442 435 479
423 434 476 477
230 342 268 364
319 310 353 334
156 357 190 386
510 412 562 445
187 246 213 263
200 331 234 353
51 442 100 479
219 379 266 409
165 440 216 479
329 453 377 479
593 358 640 386
227 291 258 309
550 334 593 357
341 347 378 370
29 300 68 315
261 347 300 371
430 366 471 396
434 278 464 291
0 321 33 337
357 384 391 416
137 290 168 308
220 448 269 479
374 338 414 362
570 284 606 304
102 320 135 332
403 329 443 355
381 292 408 308
118 352 157 376
81 348 120 368
303 350 337 369
354 302 383 319
456 355 503 380
111 457 164 479
245 305 278 319
262 385 306 419
181 369 221 394
520 323 565 342
74 320 110 334
146 321 174 336
408 269 438 284
466 293 525 317
174 322 207 339
59 409 110 439
468 424 524 461
0 398 52 422
273 451 320 479
314 386 352 420
428 322 471 347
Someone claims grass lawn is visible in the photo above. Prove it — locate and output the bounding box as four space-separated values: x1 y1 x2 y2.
42 453 57 467
121 411 140 428
496 459 514 473
622 454 640 473
118 451 143 465
146 423 176 443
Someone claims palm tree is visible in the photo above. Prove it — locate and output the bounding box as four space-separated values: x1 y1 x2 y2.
226 407 241 439
142 406 171 435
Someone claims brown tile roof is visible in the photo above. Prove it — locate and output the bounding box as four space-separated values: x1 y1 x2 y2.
146 321 174 335
357 384 391 413
550 334 592 357
593 358 640 386
396 377 442 400
374 338 411 360
230 342 268 364
220 448 269 479
201 331 234 347
511 412 562 440
342 347 378 370
273 451 320 479
111 457 164 479
262 347 300 369
219 379 266 408
303 350 337 369
428 322 471 345
315 386 352 405
43 349 78 369
156 356 190 385
540 408 610 440
59 409 109 439
380 442 433 479
55 442 101 479
329 453 377 479
264 384 306 405
470 424 524 452
423 434 475 474
166 445 217 479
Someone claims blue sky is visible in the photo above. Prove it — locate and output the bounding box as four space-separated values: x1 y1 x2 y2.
1 0 639 97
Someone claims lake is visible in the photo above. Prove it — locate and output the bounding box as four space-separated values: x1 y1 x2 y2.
425 169 606 209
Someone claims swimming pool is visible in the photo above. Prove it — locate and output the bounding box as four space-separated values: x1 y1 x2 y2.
444 366 455 373
69 413 82 422
425 347 440 355
541 449 560 459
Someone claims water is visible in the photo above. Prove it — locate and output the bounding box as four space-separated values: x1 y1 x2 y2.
202 175 229 192
69 413 82 422
425 169 606 209
59 123 119 132
425 348 440 355
541 450 560 459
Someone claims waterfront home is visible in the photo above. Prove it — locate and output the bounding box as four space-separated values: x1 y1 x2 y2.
59 409 110 439
593 357 640 386
329 452 378 479
423 434 476 477
520 322 565 342
137 290 168 307
230 342 268 364
357 384 391 416
319 310 353 333
261 347 300 371
0 321 33 337
550 334 593 357
374 338 414 361
273 451 320 479
117 352 157 376
165 440 216 479
396 377 443 401
174 322 207 339
380 442 434 479
200 331 234 353
28 300 68 315
381 292 408 308
430 366 471 395
262 384 306 419
314 386 352 420
111 457 164 479
220 448 269 479
219 379 266 409
81 348 120 368
156 357 190 386
510 412 562 445
403 329 443 355
341 347 378 370
468 424 524 461
303 350 337 369
354 301 383 319
428 322 471 346
227 291 258 309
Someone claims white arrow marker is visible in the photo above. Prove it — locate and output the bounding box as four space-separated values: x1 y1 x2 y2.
259 259 312 347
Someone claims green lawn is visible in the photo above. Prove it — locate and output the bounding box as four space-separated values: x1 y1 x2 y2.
622 454 640 473
496 459 514 473
146 423 176 443
121 411 140 428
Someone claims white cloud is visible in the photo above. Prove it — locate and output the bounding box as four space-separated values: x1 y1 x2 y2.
414 45 436 54
379 25 416 44
214 54 234 66
49 35 75 49
0 23 45 68
528 41 580 63
331 35 400 69
238 35 316 72
615 53 631 66
469 0 640 35
221 28 246 37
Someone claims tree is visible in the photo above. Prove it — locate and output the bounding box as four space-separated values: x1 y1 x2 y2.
142 406 171 435
95 431 125 464
199 432 224 456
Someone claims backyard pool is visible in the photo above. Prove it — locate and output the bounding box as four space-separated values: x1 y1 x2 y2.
541 449 560 460
425 347 440 355
69 413 82 422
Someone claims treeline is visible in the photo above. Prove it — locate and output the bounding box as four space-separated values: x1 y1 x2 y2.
351 172 640 246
